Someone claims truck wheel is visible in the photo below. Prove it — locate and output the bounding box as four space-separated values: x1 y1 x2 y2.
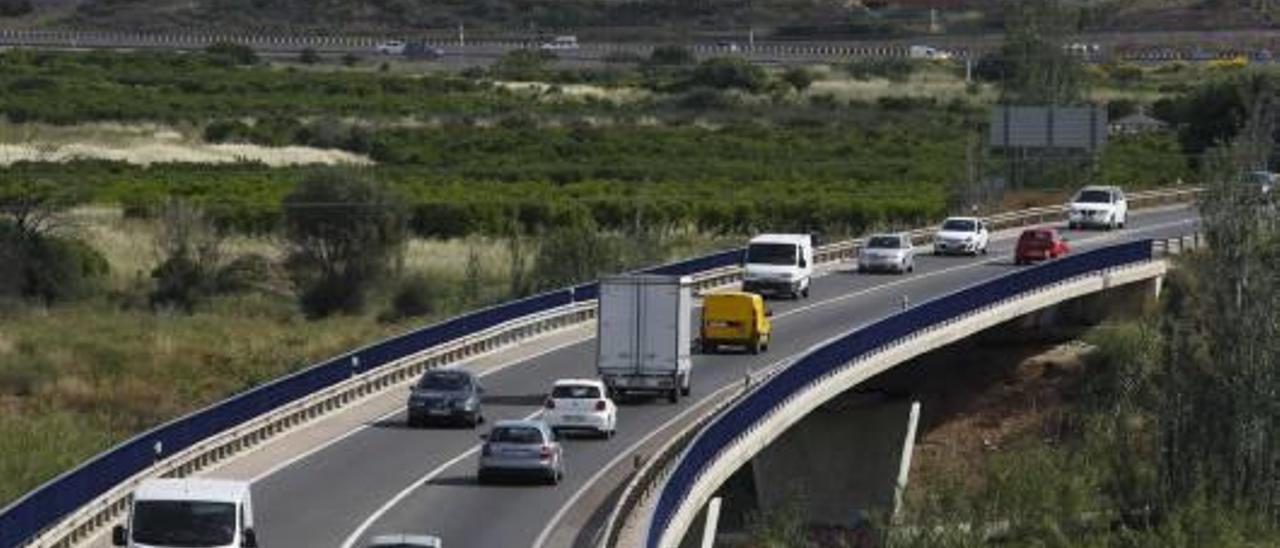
668 388 679 404
702 341 716 354
681 375 692 396
801 285 810 299
750 339 762 354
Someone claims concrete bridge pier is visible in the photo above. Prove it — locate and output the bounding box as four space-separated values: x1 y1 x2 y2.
748 392 921 529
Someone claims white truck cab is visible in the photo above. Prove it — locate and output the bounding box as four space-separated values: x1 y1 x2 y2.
741 233 814 299
114 479 257 548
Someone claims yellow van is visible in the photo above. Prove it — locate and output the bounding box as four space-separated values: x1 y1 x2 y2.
701 291 772 354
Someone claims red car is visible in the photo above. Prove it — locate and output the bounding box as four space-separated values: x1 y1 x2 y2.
1015 228 1069 265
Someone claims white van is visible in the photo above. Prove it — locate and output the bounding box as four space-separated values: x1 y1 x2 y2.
741 233 814 299
113 479 257 548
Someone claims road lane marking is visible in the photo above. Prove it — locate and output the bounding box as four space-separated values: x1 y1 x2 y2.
247 335 592 485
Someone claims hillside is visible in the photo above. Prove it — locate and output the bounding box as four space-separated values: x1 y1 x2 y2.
6 0 1278 38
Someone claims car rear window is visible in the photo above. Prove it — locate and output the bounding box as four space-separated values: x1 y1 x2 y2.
1021 230 1052 241
417 371 469 390
867 236 903 249
941 219 976 232
552 385 602 399
489 426 544 444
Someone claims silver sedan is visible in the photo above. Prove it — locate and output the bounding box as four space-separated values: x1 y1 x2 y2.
859 233 916 274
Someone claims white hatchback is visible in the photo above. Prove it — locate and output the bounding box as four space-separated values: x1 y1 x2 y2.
542 379 617 438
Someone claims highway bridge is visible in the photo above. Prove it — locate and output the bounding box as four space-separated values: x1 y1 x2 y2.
1 197 1199 548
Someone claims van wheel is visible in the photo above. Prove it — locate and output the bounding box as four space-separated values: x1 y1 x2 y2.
681 376 692 396
702 342 716 354
750 339 762 354
801 286 810 299
668 389 679 404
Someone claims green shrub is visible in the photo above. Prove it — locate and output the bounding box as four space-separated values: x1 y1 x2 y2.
648 45 695 66
688 57 768 92
204 42 258 66
847 58 917 82
387 274 451 319
299 48 320 65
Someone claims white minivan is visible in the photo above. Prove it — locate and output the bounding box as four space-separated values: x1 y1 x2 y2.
113 478 257 548
741 233 813 299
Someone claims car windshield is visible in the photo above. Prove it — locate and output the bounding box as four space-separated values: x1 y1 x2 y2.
418 372 469 391
1075 190 1112 203
867 236 902 249
552 385 602 399
745 243 796 265
489 426 545 444
941 219 975 232
131 500 236 547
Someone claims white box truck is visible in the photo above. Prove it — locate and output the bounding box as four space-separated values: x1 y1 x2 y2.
113 478 257 548
596 274 693 403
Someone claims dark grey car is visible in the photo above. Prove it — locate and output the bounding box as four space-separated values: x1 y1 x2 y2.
407 369 484 428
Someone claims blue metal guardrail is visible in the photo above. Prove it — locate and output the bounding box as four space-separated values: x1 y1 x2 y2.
0 244 746 548
646 239 1154 548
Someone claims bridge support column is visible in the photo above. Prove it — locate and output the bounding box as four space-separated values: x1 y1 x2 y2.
749 393 921 528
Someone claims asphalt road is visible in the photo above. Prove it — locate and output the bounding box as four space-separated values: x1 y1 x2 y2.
251 206 1198 548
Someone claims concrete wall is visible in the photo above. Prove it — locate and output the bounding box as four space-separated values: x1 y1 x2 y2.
750 393 919 528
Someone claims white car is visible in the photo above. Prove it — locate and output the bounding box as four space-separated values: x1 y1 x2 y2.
368 534 442 548
375 40 407 55
859 233 915 274
933 217 990 256
542 379 616 438
1068 185 1127 230
539 35 580 50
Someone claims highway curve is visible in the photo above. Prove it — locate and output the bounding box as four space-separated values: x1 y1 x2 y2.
248 206 1198 548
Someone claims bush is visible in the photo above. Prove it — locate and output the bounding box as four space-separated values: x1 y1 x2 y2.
387 274 451 319
204 42 258 66
846 58 917 82
781 67 815 93
215 253 275 294
688 57 768 92
492 50 557 81
0 229 109 304
648 45 695 66
299 48 320 65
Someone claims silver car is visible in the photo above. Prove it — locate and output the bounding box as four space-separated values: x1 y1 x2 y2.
859 233 915 274
478 420 564 485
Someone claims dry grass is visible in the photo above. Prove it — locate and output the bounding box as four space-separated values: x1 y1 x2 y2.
808 67 997 104
0 122 372 166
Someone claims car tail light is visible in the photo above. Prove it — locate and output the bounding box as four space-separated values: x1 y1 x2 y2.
545 399 555 409
539 445 553 460
595 400 607 411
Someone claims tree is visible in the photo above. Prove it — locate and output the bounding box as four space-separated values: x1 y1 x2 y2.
0 179 105 303
1155 79 1280 515
995 0 1087 105
149 199 225 311
0 0 32 17
283 171 408 317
